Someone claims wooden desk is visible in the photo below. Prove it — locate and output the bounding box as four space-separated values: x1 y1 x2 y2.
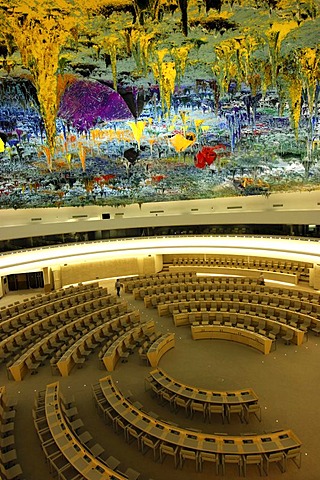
103 321 153 372
146 333 175 367
148 368 259 405
1 290 113 356
100 376 301 456
56 307 134 376
191 325 273 355
168 265 298 285
159 297 306 345
9 302 127 381
45 382 127 480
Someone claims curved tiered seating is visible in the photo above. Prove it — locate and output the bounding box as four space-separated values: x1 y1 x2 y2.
36 381 134 480
146 332 175 367
8 294 124 380
96 376 302 476
146 368 259 424
101 318 156 372
164 254 311 283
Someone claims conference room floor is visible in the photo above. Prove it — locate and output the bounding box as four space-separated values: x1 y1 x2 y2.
0 278 319 480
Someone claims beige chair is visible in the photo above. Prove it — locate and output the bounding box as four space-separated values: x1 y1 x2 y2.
264 451 285 474
0 463 23 480
242 454 263 476
244 403 262 423
226 404 244 423
161 390 176 411
190 400 207 421
221 454 243 476
123 467 141 480
141 435 161 461
179 448 199 471
126 425 143 450
174 396 191 416
284 447 302 470
208 403 225 424
282 331 294 345
159 443 180 468
198 451 220 474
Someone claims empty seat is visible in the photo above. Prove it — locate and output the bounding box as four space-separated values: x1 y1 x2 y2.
226 404 244 423
190 400 207 420
159 443 180 468
179 448 199 471
242 454 264 476
141 435 161 461
264 451 285 474
282 332 294 345
284 447 302 471
208 403 225 424
244 403 261 423
198 451 220 474
221 454 243 476
174 396 191 416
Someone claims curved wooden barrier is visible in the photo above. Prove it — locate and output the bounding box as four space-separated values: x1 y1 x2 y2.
191 325 273 355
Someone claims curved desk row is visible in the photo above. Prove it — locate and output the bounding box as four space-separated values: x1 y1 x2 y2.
191 325 273 355
143 286 320 315
0 290 115 358
57 311 141 376
103 320 153 371
168 255 310 273
135 279 259 301
157 300 307 345
123 272 258 294
0 386 22 479
0 283 103 329
146 332 175 367
100 376 301 456
0 282 100 322
147 368 258 405
9 300 128 381
168 265 298 285
142 284 260 307
154 292 318 326
173 311 304 345
45 382 127 480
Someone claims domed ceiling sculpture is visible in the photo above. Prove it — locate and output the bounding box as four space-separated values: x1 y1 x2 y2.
0 0 319 208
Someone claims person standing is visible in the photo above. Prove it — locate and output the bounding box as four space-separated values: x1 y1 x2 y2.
115 278 122 297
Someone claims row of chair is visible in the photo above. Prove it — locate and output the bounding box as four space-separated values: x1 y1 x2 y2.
34 385 140 480
47 303 132 376
157 299 313 334
145 290 320 321
168 256 311 279
93 378 302 477
138 330 167 365
0 287 109 344
0 282 100 322
137 281 320 306
7 299 129 380
122 273 258 293
98 318 153 370
149 379 261 425
187 314 293 346
0 387 22 480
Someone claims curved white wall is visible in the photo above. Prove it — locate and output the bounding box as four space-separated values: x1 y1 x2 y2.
1 190 320 241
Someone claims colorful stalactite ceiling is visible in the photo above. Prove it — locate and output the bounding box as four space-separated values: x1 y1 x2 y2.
0 1 319 151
